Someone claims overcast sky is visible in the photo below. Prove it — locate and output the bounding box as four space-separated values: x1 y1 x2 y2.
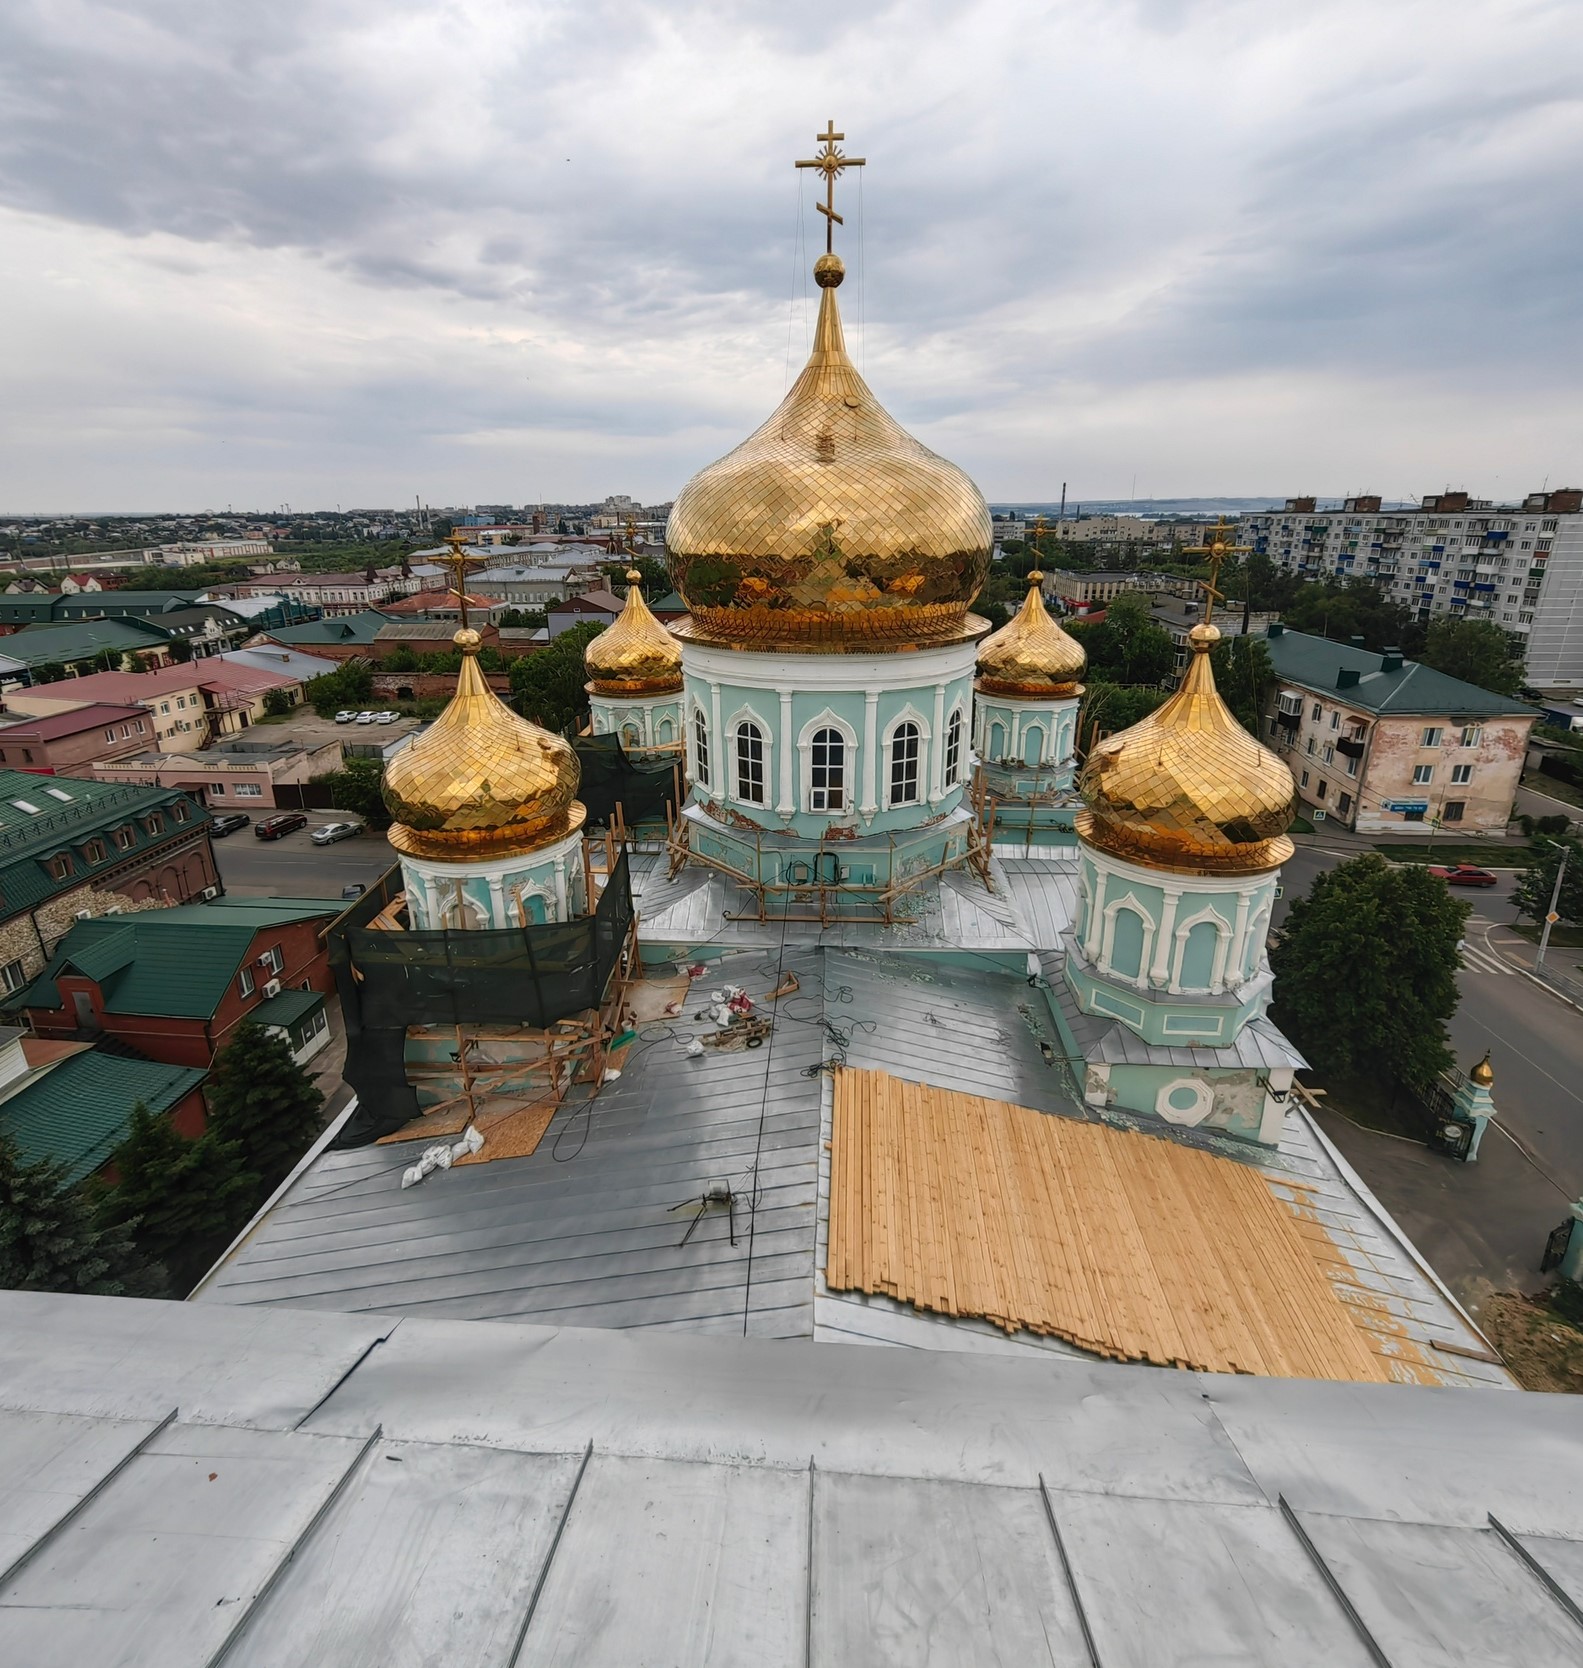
1 0 1578 513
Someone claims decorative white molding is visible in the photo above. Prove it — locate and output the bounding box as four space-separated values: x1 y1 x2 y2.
929 681 946 802
725 700 774 810
797 707 859 818
861 691 879 821
1171 904 1233 993
777 688 794 818
1100 890 1155 985
1156 1076 1213 1127
881 702 931 811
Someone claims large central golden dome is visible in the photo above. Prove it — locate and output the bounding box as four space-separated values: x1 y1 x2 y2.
1077 624 1296 875
666 254 992 650
384 629 585 861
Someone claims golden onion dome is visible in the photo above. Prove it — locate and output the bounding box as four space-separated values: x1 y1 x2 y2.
666 253 992 650
584 569 683 694
384 628 585 861
976 571 1087 696
1077 623 1297 875
1470 1051 1495 1087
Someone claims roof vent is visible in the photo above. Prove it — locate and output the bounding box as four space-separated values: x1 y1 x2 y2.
1337 669 1360 689
1381 647 1404 673
1349 634 1365 648
1267 621 1285 638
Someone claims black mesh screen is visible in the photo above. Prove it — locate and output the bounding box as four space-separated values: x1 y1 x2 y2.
573 733 680 827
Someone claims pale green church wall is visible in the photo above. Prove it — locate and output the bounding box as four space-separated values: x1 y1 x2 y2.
589 691 683 749
974 693 1078 771
1100 1063 1271 1143
401 837 585 931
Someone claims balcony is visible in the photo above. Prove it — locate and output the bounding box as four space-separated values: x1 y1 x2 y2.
1337 735 1366 759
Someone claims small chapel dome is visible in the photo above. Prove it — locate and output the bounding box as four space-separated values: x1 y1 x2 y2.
584 569 683 694
1077 622 1297 875
666 253 992 650
976 570 1087 696
1470 1051 1495 1086
384 628 584 860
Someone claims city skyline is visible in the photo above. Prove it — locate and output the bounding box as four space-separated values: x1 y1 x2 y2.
0 1 1578 511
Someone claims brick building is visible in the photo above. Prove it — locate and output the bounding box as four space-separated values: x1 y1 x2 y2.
0 770 219 1001
0 703 155 775
21 896 342 1069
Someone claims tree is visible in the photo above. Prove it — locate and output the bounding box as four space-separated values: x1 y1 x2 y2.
509 623 605 732
1420 616 1525 698
1078 681 1169 749
94 1105 257 1296
1270 854 1468 1092
497 607 548 630
1513 835 1583 926
206 1020 326 1207
0 1135 143 1295
1210 634 1275 737
262 687 293 717
312 755 390 829
305 660 373 716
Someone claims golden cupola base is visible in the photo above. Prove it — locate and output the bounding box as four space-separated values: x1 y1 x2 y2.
666 253 993 652
1077 623 1297 876
976 571 1087 697
384 628 586 862
584 569 684 694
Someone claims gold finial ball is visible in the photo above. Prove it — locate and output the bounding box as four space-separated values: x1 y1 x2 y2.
625 568 642 584
814 252 845 288
1188 622 1222 650
453 627 482 653
1026 569 1045 587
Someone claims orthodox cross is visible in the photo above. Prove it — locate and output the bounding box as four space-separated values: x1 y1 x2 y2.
796 120 865 254
1183 516 1251 627
438 532 485 632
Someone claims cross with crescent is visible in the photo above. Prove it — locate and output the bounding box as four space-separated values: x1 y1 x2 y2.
796 120 865 254
437 532 485 632
1183 516 1252 627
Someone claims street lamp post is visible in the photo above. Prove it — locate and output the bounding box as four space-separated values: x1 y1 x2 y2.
1536 845 1570 971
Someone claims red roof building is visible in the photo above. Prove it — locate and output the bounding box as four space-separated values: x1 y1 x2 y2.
0 703 156 775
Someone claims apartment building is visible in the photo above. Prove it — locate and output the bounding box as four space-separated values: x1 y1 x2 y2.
1260 625 1536 834
1237 489 1583 687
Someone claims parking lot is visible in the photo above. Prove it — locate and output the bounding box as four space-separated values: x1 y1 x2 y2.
249 706 424 752
213 819 397 899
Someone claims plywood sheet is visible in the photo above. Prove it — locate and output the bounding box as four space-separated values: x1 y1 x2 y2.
826 1066 1393 1382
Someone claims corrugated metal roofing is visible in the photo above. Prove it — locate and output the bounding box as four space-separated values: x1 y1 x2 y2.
0 1051 206 1182
22 899 340 1019
1 1291 1579 1666
250 987 325 1029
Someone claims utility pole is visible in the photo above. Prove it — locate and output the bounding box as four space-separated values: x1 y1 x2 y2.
1536 845 1569 970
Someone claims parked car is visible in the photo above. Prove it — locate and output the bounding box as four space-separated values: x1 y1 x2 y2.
376 711 399 724
355 711 377 724
311 821 363 846
254 811 308 840
210 812 252 837
334 710 356 724
1428 864 1498 888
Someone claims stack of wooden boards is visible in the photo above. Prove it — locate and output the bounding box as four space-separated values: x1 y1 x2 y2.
826 1065 1394 1382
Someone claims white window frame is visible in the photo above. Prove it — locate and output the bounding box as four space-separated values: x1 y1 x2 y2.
943 705 964 788
731 709 770 807
689 702 711 789
1413 764 1434 785
883 707 929 809
1450 764 1472 785
799 709 857 815
1421 726 1442 748
1 958 26 994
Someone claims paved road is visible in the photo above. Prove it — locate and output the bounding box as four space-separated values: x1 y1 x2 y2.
1279 834 1583 1309
212 824 397 898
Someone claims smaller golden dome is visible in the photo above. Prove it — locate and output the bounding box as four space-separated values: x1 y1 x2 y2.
584 570 683 695
384 630 584 861
976 571 1086 696
1470 1051 1495 1086
1077 622 1297 875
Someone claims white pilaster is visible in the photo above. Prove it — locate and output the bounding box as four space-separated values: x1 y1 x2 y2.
861 690 879 821
929 681 946 802
1150 885 1180 987
777 688 794 818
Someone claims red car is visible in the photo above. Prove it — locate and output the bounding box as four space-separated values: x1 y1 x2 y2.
1428 864 1498 888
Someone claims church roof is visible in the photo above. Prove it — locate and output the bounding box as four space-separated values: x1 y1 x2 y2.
0 1288 1577 1664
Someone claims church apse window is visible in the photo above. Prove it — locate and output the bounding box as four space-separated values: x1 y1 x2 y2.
692 708 711 788
810 727 845 812
736 722 766 804
889 722 921 806
944 709 963 787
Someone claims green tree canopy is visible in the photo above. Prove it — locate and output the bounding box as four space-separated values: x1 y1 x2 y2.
1068 602 1176 686
1270 854 1469 1092
1277 578 1422 655
311 755 390 829
509 623 604 733
305 659 373 716
0 1135 143 1295
206 1020 326 1208
1078 681 1170 751
95 1104 257 1296
262 687 293 717
1420 616 1526 698
1210 634 1275 737
1513 835 1583 925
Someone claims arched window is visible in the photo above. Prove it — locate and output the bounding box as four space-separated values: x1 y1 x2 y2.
810 727 845 811
944 709 963 787
987 719 1007 760
1109 908 1146 981
656 714 676 744
735 721 766 804
692 708 711 788
889 721 921 806
1022 725 1044 768
620 722 640 749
